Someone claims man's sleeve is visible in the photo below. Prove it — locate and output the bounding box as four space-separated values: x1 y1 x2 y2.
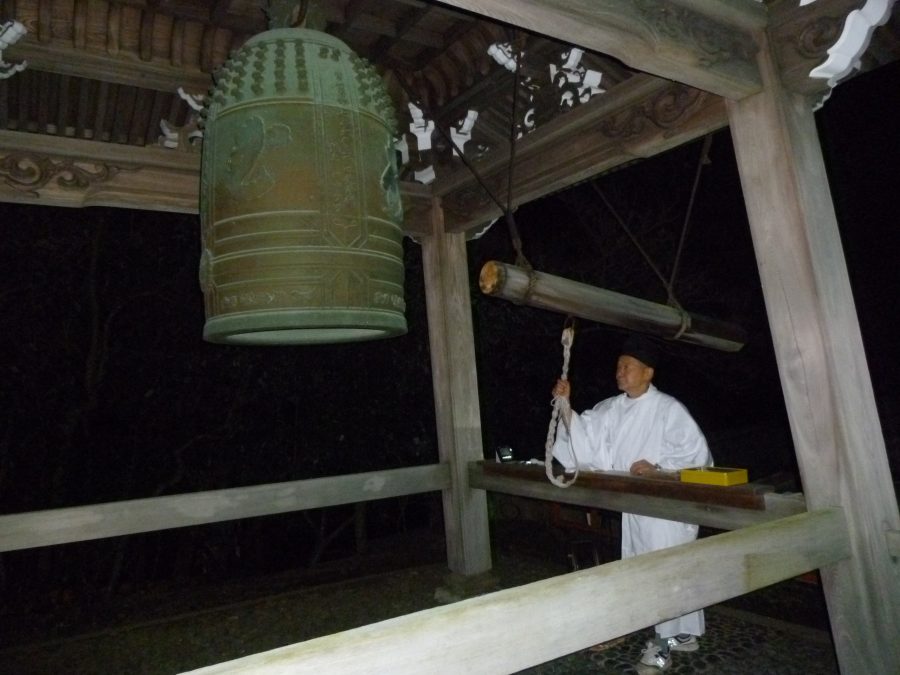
659 401 712 470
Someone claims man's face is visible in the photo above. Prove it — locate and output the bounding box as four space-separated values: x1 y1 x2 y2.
616 355 654 398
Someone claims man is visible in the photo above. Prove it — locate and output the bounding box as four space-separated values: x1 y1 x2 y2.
551 335 711 673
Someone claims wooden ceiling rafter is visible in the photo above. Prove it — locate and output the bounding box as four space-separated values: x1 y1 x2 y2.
72 0 88 49
334 7 446 50
139 3 156 61
1 0 898 231
169 14 185 66
406 18 472 97
431 76 729 234
330 0 375 36
382 18 502 117
208 0 234 27
36 0 51 42
367 2 434 63
433 0 764 99
74 76 91 137
0 78 7 129
7 2 222 91
53 70 68 134
400 34 643 196
112 0 269 34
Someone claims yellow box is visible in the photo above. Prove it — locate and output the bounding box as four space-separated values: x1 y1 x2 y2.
680 466 748 486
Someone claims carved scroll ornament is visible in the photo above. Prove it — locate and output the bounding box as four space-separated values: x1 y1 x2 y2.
599 85 706 139
632 0 757 67
796 15 845 60
0 152 120 196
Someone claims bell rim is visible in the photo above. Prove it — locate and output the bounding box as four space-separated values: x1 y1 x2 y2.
203 310 408 346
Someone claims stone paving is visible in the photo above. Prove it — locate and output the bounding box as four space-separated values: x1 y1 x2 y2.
518 605 836 674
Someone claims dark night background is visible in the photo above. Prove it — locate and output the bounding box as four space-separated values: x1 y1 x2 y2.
1 59 898 621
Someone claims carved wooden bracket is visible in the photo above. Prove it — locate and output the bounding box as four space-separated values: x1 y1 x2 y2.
808 0 896 86
0 152 120 196
599 85 706 139
771 0 896 100
631 0 758 67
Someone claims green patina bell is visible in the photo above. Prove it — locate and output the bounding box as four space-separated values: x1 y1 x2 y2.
199 24 406 345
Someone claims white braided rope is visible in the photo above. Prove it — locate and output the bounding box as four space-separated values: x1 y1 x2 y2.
545 325 578 487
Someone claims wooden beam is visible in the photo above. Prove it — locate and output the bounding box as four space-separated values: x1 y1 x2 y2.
479 261 747 352
0 129 200 175
0 464 450 553
0 129 201 212
670 0 769 32
434 75 729 234
4 54 733 235
102 0 273 34
0 129 432 223
397 179 435 236
479 460 774 510
433 0 762 99
421 197 492 575
182 508 849 674
6 38 213 94
727 33 900 674
470 461 807 531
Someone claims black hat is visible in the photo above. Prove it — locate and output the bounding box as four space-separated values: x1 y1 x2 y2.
621 335 660 369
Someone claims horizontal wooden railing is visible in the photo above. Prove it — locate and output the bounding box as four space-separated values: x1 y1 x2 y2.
0 464 450 552
184 507 849 674
470 461 807 531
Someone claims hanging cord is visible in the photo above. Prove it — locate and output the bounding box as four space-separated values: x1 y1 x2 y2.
545 318 579 487
500 33 539 303
666 134 712 339
590 182 670 291
505 33 529 272
590 134 712 340
592 182 691 340
397 38 537 301
668 134 713 304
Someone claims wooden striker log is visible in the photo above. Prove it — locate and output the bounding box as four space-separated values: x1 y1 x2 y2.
479 261 746 352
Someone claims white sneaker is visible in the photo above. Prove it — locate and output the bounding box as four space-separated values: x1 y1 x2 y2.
665 633 699 652
635 640 671 673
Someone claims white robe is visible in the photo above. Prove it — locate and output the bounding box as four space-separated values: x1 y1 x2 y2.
552 384 711 638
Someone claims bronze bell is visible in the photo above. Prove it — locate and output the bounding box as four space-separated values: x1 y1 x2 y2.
199 26 406 345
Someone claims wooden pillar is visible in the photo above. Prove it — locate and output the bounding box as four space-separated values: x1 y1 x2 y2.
420 196 492 576
727 35 900 673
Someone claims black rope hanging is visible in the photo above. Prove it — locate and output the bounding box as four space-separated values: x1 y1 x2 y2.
394 76 508 216
589 134 713 340
395 38 529 244
396 34 538 300
503 32 532 273
399 38 741 352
